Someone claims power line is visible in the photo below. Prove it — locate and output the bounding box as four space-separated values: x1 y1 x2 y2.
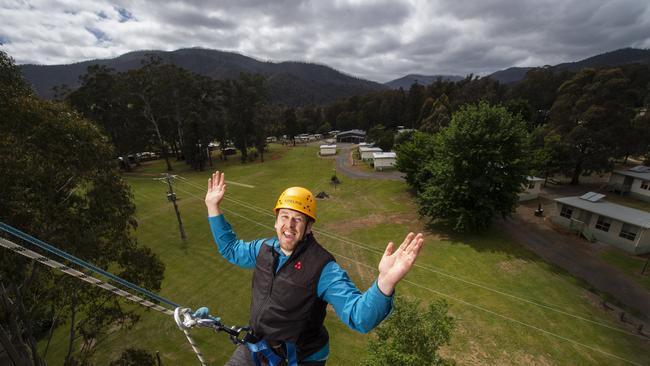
173 177 639 337
169 186 643 366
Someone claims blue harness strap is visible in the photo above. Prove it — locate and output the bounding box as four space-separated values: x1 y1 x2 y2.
246 340 298 366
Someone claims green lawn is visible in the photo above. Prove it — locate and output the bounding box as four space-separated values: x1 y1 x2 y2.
43 144 650 365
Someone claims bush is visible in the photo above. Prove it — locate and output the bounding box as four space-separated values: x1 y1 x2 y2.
360 296 455 366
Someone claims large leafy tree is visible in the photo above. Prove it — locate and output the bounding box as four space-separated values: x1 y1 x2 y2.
419 94 451 133
394 132 437 192
549 68 637 184
508 67 573 114
283 107 299 146
67 65 150 171
225 73 267 162
123 57 178 171
404 82 426 128
252 103 282 162
367 124 395 151
417 102 530 232
0 50 164 366
360 297 455 366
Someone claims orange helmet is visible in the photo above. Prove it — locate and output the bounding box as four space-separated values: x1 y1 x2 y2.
274 187 317 222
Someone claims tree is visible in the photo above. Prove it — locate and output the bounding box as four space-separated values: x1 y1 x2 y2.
226 73 267 162
252 103 281 162
123 57 177 171
283 107 299 146
508 66 572 113
360 296 455 366
0 50 164 366
419 94 451 133
417 102 530 232
109 348 157 366
367 124 395 151
549 68 636 184
404 82 426 128
0 51 32 100
528 127 570 182
394 132 437 192
67 65 150 171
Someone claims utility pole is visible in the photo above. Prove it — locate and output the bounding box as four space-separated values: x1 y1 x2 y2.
160 173 187 241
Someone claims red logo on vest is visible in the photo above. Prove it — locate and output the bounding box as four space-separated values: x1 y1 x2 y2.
294 261 302 270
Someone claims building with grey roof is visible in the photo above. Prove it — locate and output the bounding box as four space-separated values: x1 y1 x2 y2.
519 176 544 202
336 129 366 143
372 152 397 171
607 166 650 202
552 193 650 254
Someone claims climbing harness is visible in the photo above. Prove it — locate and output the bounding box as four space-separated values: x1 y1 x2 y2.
175 307 298 366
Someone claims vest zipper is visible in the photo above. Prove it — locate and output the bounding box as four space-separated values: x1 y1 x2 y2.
254 249 278 329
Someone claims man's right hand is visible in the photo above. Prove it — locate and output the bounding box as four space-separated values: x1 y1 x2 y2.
206 171 226 216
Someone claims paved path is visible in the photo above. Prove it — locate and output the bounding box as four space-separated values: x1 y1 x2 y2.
334 144 404 181
499 214 650 320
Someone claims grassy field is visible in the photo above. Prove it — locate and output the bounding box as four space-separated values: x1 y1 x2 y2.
43 144 650 365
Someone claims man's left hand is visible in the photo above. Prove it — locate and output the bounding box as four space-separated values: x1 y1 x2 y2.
377 232 424 296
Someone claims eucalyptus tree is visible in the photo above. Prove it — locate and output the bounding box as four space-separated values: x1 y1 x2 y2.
549 68 636 184
417 102 530 232
225 73 267 162
0 51 164 366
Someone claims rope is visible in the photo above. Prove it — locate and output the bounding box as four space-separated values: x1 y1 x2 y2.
0 221 180 309
0 237 173 315
174 308 209 366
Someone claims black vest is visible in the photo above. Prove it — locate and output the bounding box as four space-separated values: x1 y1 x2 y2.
250 233 335 360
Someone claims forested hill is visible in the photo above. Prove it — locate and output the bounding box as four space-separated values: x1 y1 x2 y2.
489 48 650 84
19 48 387 106
384 74 464 89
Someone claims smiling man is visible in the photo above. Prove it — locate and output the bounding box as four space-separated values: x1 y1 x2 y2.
205 171 424 366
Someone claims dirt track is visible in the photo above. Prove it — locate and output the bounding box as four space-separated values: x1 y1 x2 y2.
500 209 650 321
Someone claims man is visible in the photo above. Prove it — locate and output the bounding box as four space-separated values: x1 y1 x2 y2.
205 171 424 365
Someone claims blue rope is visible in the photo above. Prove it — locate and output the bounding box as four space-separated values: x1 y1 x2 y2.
0 221 180 309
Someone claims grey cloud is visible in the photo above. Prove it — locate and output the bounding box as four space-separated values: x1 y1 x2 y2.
3 0 650 82
152 4 235 30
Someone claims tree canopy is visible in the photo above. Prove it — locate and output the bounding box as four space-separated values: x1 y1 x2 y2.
1 50 164 366
360 296 455 366
410 102 530 232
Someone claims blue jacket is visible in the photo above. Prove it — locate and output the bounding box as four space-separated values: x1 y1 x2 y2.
209 214 393 361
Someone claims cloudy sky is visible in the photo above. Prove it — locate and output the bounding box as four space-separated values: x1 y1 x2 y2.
1 0 650 82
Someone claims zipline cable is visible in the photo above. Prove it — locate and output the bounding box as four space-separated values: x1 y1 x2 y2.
174 177 640 338
0 235 211 365
0 222 180 309
169 184 645 366
0 237 173 315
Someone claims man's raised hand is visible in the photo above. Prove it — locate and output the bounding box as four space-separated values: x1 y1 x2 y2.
377 232 424 296
205 171 227 216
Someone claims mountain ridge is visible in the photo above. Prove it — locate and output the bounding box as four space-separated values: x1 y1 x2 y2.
384 74 464 89
18 47 650 104
19 48 387 106
488 48 650 84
